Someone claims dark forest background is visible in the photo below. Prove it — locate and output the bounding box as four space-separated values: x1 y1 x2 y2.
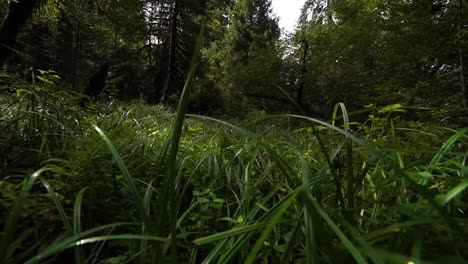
1 0 466 124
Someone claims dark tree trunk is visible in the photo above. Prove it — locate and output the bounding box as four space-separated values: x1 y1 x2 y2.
297 40 309 107
72 29 81 90
83 64 110 100
161 0 179 102
459 0 467 108
0 0 39 67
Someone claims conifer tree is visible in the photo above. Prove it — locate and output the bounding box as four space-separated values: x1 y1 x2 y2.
213 0 282 111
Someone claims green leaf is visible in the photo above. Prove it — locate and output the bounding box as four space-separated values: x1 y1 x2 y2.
439 180 468 204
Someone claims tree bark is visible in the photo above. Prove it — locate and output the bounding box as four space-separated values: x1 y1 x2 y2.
161 0 179 102
72 29 81 90
0 0 39 68
297 40 309 107
459 0 467 108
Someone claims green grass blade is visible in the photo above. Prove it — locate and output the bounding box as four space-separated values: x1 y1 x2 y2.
276 85 305 114
427 128 468 173
340 220 384 264
217 194 283 263
25 222 141 264
200 239 229 264
15 232 49 263
307 197 368 264
39 177 73 233
439 180 468 204
188 115 299 188
300 156 319 263
193 222 267 246
0 168 49 263
262 143 297 188
23 110 84 147
333 103 356 218
5 228 34 261
25 234 168 264
140 179 156 264
73 188 87 232
158 22 206 260
363 219 444 243
93 125 151 229
73 187 89 264
331 102 350 128
277 114 380 156
245 188 302 264
199 187 296 263
373 250 423 264
280 211 304 264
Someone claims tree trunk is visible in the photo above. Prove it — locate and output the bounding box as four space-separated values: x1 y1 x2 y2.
459 0 467 108
297 40 309 107
72 29 81 90
161 0 179 102
326 0 333 24
0 0 39 67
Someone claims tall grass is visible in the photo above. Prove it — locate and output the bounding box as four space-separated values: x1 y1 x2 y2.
0 39 467 264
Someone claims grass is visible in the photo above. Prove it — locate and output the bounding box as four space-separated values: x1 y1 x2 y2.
1 90 467 263
1 39 467 264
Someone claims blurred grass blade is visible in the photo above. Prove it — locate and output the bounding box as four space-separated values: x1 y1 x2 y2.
306 196 368 264
439 180 468 204
300 155 319 264
0 168 49 263
189 115 299 188
74 187 89 234
340 220 384 264
25 222 141 264
373 250 419 264
277 85 305 114
199 187 297 263
74 187 89 264
279 114 380 157
39 177 73 233
26 234 168 264
193 222 267 246
427 128 468 173
93 125 151 230
280 211 304 264
363 219 443 243
331 102 350 129
5 228 34 261
186 114 249 134
201 239 229 264
156 22 206 260
333 103 355 217
245 188 301 264
262 144 297 188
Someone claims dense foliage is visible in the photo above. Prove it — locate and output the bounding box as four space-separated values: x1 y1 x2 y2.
1 0 465 121
0 74 467 263
0 0 467 263
291 0 467 123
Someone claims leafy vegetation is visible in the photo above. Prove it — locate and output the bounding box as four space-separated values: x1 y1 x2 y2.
1 0 467 263
0 66 466 263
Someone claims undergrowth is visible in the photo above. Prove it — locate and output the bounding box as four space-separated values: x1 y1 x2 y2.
0 34 467 264
0 80 467 263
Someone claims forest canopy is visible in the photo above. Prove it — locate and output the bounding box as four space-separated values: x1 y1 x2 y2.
0 0 466 123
